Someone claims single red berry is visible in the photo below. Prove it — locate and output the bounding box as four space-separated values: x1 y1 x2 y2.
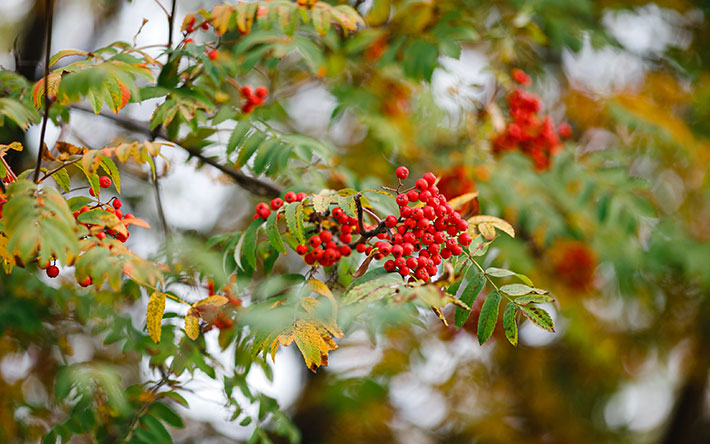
114 209 123 220
296 244 308 255
184 38 194 45
398 266 410 277
324 248 338 262
415 268 430 281
384 215 398 228
78 276 92 287
312 247 324 260
429 243 440 254
320 231 333 242
419 190 432 202
512 68 531 86
377 242 392 256
396 194 409 206
415 178 428 191
395 166 409 180
326 240 338 250
186 25 195 33
99 176 111 188
309 235 321 248
402 243 414 256
394 257 407 269
339 233 352 244
407 189 419 202
458 232 473 246
355 243 367 253
559 122 572 139
46 265 59 278
284 191 297 203
406 257 418 269
207 49 219 60
341 224 352 234
96 231 107 240
431 254 442 265
384 260 396 272
427 265 438 276
340 245 352 257
270 198 284 210
416 218 429 230
451 245 464 256
241 85 253 97
412 208 424 220
112 198 122 209
296 192 307 201
423 206 436 220
456 220 468 232
89 187 96 197
201 22 210 30
304 253 316 265
423 172 436 186
255 86 269 99
391 244 404 257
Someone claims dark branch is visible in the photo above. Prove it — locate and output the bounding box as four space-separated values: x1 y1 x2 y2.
33 0 54 184
353 193 389 243
167 0 177 49
70 105 282 198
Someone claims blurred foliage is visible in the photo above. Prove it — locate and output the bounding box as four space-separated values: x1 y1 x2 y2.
0 0 710 443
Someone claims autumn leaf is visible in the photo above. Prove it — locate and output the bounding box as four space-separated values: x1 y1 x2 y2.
185 308 200 340
147 291 166 343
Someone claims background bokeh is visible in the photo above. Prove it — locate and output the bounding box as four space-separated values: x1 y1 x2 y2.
1 0 710 443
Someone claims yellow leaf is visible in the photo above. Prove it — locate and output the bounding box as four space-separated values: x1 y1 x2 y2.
194 295 229 308
147 291 166 343
306 278 334 299
185 308 200 340
448 192 479 210
468 215 515 238
478 222 496 240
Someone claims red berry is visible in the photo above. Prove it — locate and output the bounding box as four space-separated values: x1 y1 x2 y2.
400 206 413 217
312 247 324 260
255 86 269 99
46 265 60 278
458 232 473 246
402 243 414 256
324 248 338 262
99 176 111 188
423 172 436 185
112 198 122 209
201 22 210 30
284 191 297 203
241 85 253 97
270 198 283 210
339 233 352 244
512 68 531 86
377 242 392 256
296 244 308 255
415 178 428 191
309 235 321 248
78 276 92 287
304 253 316 265
320 231 333 242
396 194 409 206
398 266 410 277
415 268 429 281
419 190 432 202
341 224 352 234
407 189 419 202
412 208 424 220
296 192 307 201
384 215 398 228
423 206 436 220
184 38 194 45
391 244 404 257
451 245 464 256
427 265 438 276
356 243 367 253
340 245 352 257
207 49 219 60
384 260 396 272
96 231 107 240
89 187 96 197
559 122 572 139
406 257 418 269
114 209 123 220
395 166 409 180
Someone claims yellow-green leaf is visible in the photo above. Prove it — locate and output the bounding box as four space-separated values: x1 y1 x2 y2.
147 291 166 343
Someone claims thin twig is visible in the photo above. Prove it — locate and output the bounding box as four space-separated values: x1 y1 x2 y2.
38 157 82 183
152 0 170 19
33 0 55 184
167 0 177 49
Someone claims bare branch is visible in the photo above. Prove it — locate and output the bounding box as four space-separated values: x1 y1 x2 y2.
33 0 54 184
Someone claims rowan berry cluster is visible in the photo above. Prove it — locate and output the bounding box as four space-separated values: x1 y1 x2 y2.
250 168 473 282
77 176 134 244
492 70 571 170
240 85 269 114
377 167 472 282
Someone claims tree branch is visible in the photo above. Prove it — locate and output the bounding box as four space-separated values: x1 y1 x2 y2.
33 0 54 184
70 105 283 198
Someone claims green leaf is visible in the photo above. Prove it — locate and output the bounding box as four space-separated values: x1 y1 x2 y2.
148 402 184 429
477 290 501 345
68 196 94 211
500 284 535 296
52 168 71 192
454 272 485 328
485 267 515 278
227 121 251 155
140 414 173 444
502 302 518 346
285 202 305 245
519 304 555 332
100 156 121 194
243 219 262 270
236 132 266 168
515 294 554 305
265 211 285 254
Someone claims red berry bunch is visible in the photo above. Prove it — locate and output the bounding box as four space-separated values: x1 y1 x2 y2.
75 177 135 243
253 191 308 220
378 170 471 282
240 85 269 114
492 70 571 170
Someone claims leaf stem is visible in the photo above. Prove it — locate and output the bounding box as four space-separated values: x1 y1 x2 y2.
38 157 81 183
33 0 55 184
